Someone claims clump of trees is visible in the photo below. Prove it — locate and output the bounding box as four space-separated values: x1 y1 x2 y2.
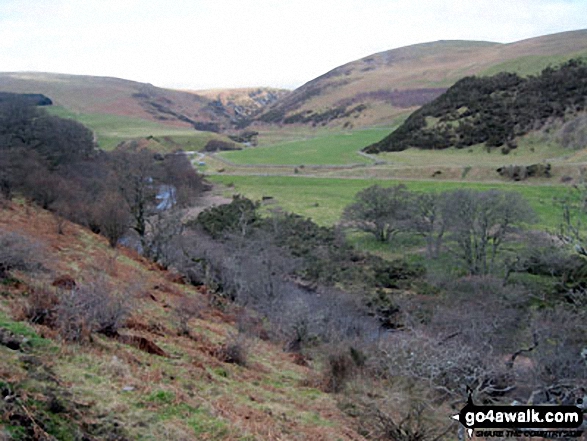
0 97 205 258
343 184 536 274
366 59 587 153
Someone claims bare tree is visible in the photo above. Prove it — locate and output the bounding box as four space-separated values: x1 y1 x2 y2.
56 281 131 341
110 145 158 242
443 189 536 275
343 185 412 242
407 192 447 259
94 191 131 247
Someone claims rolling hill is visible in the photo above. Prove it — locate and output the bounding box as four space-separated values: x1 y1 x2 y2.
255 29 587 129
0 72 239 132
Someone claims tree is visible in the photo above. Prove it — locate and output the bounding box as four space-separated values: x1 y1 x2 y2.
407 192 447 258
343 185 411 242
94 191 131 247
195 195 260 239
443 189 536 275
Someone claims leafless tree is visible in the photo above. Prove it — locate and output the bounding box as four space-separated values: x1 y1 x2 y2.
442 189 536 275
55 281 131 342
407 192 448 259
0 230 44 279
110 146 158 242
94 191 131 247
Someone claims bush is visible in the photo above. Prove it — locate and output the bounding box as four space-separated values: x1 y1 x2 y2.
218 332 249 366
55 282 131 342
0 230 44 279
173 295 203 336
25 287 59 326
321 346 365 393
203 140 241 152
194 195 260 238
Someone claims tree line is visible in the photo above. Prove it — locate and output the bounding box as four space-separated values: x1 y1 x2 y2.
0 96 205 257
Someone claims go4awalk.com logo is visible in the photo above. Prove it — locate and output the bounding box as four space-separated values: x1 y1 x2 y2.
451 395 585 438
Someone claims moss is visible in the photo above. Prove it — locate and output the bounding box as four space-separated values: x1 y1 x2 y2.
0 312 54 350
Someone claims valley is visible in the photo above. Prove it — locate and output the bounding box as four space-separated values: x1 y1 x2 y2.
2 28 587 440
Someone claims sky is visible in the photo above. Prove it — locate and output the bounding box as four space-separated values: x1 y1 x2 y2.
1 0 587 90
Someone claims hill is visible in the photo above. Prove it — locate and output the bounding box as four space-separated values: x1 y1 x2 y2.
0 72 237 132
364 59 587 153
0 200 364 440
256 29 587 129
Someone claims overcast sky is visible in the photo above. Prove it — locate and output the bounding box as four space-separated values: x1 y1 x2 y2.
1 0 586 90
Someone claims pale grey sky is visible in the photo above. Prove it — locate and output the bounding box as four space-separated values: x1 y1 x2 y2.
1 0 586 90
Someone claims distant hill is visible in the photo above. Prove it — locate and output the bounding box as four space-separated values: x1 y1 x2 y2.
0 72 237 132
192 87 290 126
256 29 587 129
364 59 587 153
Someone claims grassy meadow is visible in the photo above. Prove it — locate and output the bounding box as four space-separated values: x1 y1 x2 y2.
219 127 394 166
208 174 569 230
376 133 571 167
47 106 223 151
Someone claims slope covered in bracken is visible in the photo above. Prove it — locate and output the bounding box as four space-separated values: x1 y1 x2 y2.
0 200 364 440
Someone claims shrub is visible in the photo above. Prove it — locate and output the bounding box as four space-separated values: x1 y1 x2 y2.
0 230 44 279
321 346 364 393
173 295 203 336
203 140 241 152
25 287 59 326
194 195 260 238
218 332 248 366
55 282 131 342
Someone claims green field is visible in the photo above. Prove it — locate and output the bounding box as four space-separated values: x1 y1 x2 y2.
377 133 570 167
47 107 222 151
218 128 394 166
480 51 587 78
208 175 569 229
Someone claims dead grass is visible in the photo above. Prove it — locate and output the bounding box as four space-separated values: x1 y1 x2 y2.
0 200 364 440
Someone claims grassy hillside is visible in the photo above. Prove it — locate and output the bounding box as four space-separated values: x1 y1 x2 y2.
47 106 228 151
0 200 363 440
256 29 587 129
0 72 234 132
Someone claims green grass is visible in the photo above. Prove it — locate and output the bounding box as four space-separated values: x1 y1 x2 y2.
377 134 570 167
46 107 221 151
209 175 569 229
480 51 587 77
218 128 393 166
0 311 54 349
